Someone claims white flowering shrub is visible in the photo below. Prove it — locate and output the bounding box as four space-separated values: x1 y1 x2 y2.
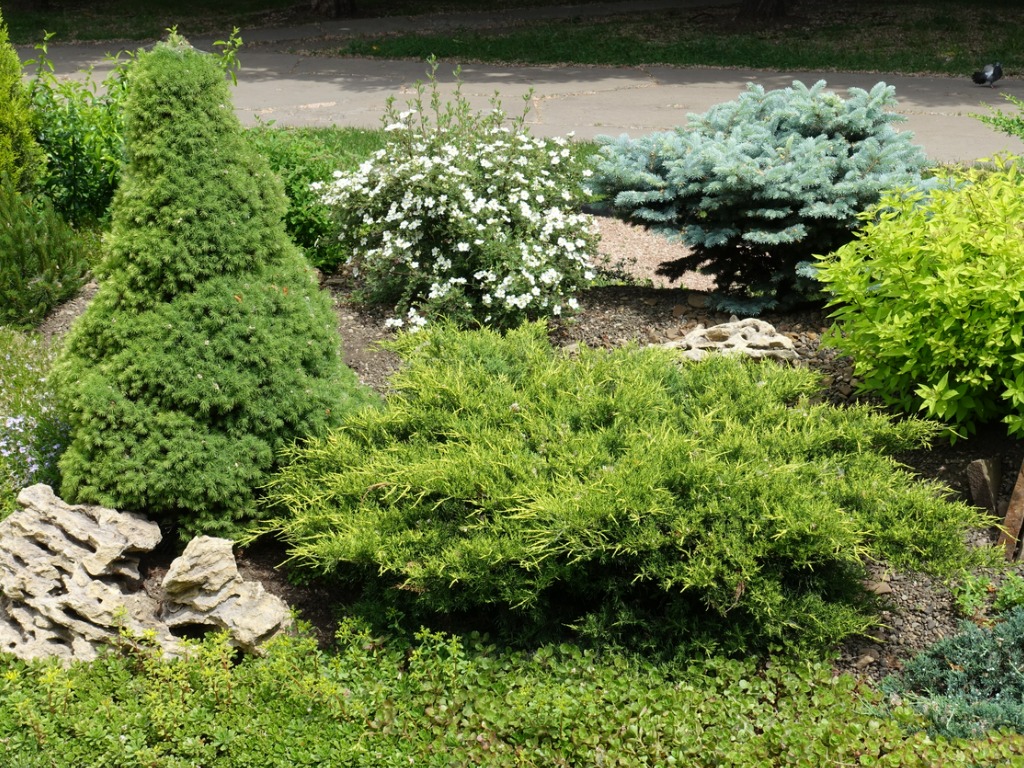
315 59 599 330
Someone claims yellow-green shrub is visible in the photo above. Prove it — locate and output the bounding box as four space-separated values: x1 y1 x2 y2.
817 155 1024 439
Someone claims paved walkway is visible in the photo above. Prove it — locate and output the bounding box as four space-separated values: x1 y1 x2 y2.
16 1 1024 164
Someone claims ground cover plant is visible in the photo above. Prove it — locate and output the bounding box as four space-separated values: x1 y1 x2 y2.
52 33 376 538
2 623 1024 766
0 329 65 517
262 322 997 653
816 154 1024 440
316 59 598 330
588 79 928 314
882 606 1024 741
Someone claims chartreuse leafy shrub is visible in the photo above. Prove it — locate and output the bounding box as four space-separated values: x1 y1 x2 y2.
816 155 1024 440
976 93 1024 141
2 624 1024 766
315 57 598 331
0 329 66 517
588 80 928 314
0 183 95 328
24 35 131 226
882 606 1024 740
0 9 43 191
245 124 387 273
263 322 996 652
52 34 376 538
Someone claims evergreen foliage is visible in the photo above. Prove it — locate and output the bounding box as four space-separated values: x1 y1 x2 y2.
0 9 43 191
882 606 1024 740
0 184 94 328
264 322 995 652
588 80 928 313
53 34 376 537
816 155 1024 439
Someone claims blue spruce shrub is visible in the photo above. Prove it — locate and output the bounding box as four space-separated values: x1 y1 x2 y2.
588 80 928 313
53 35 376 537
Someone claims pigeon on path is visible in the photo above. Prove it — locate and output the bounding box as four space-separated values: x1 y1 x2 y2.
972 62 1003 87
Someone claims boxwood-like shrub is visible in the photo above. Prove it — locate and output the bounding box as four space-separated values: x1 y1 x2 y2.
53 34 376 537
816 155 1024 439
263 322 995 651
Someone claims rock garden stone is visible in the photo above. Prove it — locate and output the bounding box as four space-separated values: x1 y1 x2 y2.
0 484 291 663
657 317 798 362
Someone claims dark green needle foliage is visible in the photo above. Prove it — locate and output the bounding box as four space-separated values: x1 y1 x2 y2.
54 34 375 537
264 322 995 652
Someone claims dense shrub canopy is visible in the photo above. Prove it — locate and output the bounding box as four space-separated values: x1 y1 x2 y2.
0 9 43 191
816 155 1024 439
264 323 995 651
54 35 375 536
588 80 928 313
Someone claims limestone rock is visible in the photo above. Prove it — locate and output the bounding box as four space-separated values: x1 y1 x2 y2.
162 536 292 652
657 317 798 362
0 484 292 663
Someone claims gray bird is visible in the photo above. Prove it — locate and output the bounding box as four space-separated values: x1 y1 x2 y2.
972 62 1003 87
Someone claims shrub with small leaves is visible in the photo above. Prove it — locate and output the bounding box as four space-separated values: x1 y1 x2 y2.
263 322 996 652
0 184 95 328
316 57 598 330
975 92 1024 142
816 154 1024 439
588 80 928 313
0 9 43 192
53 34 376 538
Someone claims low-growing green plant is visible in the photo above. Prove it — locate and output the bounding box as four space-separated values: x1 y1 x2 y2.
245 124 387 273
53 34 376 538
262 322 997 652
952 572 995 619
3 623 1024 766
975 93 1024 141
25 35 132 226
0 329 67 517
0 183 95 328
0 9 44 191
588 80 928 314
883 605 1024 740
816 154 1024 440
994 572 1024 614
316 57 598 330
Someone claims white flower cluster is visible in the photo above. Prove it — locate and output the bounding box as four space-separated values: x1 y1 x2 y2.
316 116 599 330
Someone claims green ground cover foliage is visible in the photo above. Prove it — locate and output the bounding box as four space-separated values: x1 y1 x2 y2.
883 606 1024 740
588 80 928 314
816 155 1024 440
263 322 996 652
52 34 376 537
2 624 1023 767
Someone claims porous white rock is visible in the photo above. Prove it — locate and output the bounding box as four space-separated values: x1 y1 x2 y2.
658 317 798 362
0 484 291 663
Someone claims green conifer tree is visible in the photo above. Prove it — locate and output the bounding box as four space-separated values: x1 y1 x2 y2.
54 34 375 537
0 8 44 190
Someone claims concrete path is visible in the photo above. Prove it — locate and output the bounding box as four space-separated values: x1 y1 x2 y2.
16 1 1024 164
